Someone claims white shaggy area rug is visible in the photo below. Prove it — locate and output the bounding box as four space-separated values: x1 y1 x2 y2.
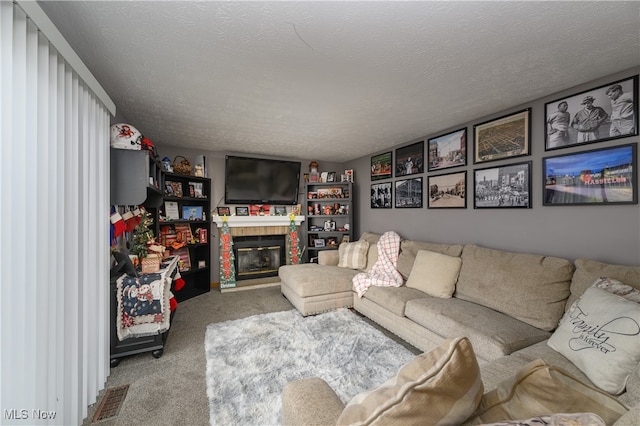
204 308 416 425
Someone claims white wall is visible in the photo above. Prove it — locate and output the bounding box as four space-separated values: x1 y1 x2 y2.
349 68 640 266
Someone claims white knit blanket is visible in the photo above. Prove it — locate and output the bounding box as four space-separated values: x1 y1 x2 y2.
352 231 403 297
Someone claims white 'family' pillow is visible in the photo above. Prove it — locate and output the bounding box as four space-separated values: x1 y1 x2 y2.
405 249 462 298
547 285 640 394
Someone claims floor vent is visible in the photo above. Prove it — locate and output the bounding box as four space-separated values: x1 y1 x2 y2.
91 384 129 423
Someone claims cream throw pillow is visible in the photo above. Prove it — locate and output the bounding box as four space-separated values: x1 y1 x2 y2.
336 336 483 426
405 250 462 298
547 286 640 395
337 240 369 270
468 359 628 425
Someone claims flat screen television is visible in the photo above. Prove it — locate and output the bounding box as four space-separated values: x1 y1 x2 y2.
224 155 301 205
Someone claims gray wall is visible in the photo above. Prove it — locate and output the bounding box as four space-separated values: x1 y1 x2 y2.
347 68 640 266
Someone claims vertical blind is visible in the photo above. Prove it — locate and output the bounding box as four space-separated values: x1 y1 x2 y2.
1 2 112 424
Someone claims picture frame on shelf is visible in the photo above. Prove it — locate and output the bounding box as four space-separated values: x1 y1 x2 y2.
474 109 531 164
326 237 338 247
183 205 204 220
189 181 204 198
395 177 423 208
543 143 637 206
274 206 287 216
428 128 467 172
371 151 392 181
164 201 180 220
323 220 336 231
395 141 424 177
371 182 392 208
317 187 343 198
165 181 183 197
428 171 467 209
290 204 301 215
198 228 208 244
341 235 350 244
314 238 325 248
217 206 231 216
327 171 336 182
473 161 532 209
235 206 249 216
344 169 354 182
544 76 638 151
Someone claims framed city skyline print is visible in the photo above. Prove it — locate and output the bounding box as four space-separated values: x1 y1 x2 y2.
474 109 531 164
371 182 392 208
371 151 392 181
473 161 532 209
428 171 467 209
395 177 423 208
543 143 637 206
544 75 638 151
395 141 424 177
428 128 467 172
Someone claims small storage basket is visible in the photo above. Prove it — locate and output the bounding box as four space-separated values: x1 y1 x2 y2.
172 156 192 175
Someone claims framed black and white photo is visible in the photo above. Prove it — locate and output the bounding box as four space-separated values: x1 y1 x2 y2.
395 177 423 208
274 206 287 216
428 128 467 172
371 182 392 209
545 76 638 151
543 143 637 206
371 151 392 181
323 219 336 231
473 161 532 209
395 141 424 177
428 171 467 209
474 109 531 164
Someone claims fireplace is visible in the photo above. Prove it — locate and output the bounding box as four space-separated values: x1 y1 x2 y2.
233 235 286 280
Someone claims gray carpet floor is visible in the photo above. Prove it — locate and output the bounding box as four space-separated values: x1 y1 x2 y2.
84 285 419 425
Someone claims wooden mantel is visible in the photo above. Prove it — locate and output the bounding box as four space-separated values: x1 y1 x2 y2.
212 215 305 228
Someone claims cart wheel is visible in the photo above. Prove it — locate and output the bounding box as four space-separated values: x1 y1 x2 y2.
151 349 164 359
110 358 121 368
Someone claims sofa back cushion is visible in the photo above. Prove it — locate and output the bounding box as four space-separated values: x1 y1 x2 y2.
567 258 640 310
455 244 574 331
359 232 381 272
397 240 464 279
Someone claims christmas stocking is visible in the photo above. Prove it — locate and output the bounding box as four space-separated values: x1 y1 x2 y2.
173 271 185 291
110 209 126 238
123 210 137 233
132 207 142 226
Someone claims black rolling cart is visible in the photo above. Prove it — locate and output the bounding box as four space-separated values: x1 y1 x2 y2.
109 254 179 367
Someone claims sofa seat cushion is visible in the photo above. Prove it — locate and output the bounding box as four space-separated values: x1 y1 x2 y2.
455 244 574 331
279 264 358 297
360 285 428 317
404 297 551 360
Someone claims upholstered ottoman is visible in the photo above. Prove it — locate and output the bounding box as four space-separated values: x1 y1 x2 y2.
279 263 357 316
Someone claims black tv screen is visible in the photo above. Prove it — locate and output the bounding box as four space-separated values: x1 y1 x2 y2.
224 156 301 204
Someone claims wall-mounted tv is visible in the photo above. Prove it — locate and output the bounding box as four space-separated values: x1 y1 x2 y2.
224 155 301 205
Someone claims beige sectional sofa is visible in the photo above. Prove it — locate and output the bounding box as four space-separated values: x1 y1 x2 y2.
278 232 640 425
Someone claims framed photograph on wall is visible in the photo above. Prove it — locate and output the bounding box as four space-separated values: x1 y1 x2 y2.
428 171 467 209
543 143 637 206
371 151 392 181
474 109 531 164
395 177 423 208
395 141 424 177
428 128 467 172
545 76 638 151
371 182 392 208
473 161 532 209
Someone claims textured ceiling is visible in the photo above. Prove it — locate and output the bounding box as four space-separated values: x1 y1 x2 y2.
38 1 640 162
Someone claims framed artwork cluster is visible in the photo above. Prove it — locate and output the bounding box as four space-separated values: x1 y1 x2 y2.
371 74 638 210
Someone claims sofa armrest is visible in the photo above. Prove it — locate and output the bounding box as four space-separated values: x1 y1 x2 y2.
282 377 344 426
318 250 339 266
